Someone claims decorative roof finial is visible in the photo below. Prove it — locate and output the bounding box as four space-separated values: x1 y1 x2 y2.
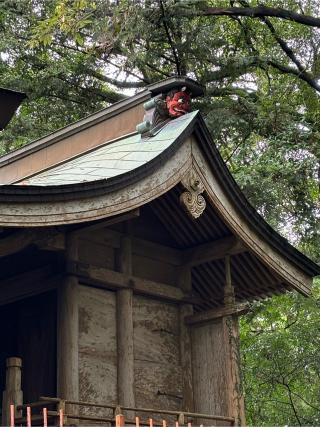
136 76 204 138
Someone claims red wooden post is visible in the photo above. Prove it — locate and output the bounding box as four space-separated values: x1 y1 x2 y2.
59 408 64 427
27 406 31 427
116 414 125 427
43 408 48 427
10 404 15 427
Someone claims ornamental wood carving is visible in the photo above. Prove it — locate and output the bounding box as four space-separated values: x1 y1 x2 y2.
180 169 206 219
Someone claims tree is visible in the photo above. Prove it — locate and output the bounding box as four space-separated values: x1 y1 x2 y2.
1 1 320 423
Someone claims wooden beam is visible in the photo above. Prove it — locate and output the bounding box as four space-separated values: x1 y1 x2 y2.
72 209 140 235
185 303 250 326
102 229 182 266
183 235 246 267
68 261 187 303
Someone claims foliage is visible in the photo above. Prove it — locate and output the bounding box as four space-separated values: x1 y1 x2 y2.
1 0 320 424
241 278 320 426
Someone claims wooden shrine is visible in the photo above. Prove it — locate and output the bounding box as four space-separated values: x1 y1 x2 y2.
0 77 318 426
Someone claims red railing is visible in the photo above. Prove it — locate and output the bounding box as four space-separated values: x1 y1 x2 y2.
10 404 64 427
10 396 235 426
11 406 208 427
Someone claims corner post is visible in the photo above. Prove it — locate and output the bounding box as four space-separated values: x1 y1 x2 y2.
178 266 194 412
2 357 23 426
116 225 135 412
223 255 245 426
57 233 79 418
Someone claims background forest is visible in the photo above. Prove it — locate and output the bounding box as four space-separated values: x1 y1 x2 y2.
1 0 320 425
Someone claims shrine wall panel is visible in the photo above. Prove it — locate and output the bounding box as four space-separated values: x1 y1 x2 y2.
191 319 230 419
133 295 182 411
78 285 117 416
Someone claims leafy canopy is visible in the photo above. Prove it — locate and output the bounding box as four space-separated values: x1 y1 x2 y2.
1 1 320 424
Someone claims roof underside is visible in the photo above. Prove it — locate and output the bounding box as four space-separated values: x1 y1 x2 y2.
149 186 287 309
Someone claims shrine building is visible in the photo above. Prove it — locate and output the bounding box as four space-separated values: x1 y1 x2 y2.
0 77 319 426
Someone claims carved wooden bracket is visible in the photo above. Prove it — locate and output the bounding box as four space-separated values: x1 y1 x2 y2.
180 169 206 219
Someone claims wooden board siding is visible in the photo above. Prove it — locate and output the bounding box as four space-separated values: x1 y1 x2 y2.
78 285 117 418
132 253 177 286
78 234 115 270
191 319 230 420
133 296 182 413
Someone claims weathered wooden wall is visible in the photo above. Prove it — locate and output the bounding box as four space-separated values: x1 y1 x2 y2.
133 296 182 411
76 222 184 421
78 285 117 412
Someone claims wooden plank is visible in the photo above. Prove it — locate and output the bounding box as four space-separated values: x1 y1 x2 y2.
183 236 246 267
78 285 117 418
133 296 182 411
69 261 186 302
185 304 250 326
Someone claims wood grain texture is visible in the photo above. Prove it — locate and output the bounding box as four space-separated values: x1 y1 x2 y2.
133 296 182 414
191 315 245 426
78 285 117 419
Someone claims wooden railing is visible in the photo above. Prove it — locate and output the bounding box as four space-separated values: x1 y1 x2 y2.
11 396 235 426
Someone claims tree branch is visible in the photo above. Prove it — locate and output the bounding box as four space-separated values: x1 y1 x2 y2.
173 5 320 28
159 0 181 75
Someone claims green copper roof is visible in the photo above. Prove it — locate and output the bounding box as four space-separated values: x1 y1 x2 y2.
19 111 198 186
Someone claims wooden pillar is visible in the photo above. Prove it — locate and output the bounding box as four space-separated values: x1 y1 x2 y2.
178 266 194 412
190 256 245 426
116 232 135 409
57 234 79 414
2 357 23 426
223 255 245 426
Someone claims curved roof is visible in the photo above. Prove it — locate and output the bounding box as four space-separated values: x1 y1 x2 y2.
0 108 318 300
18 111 198 186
